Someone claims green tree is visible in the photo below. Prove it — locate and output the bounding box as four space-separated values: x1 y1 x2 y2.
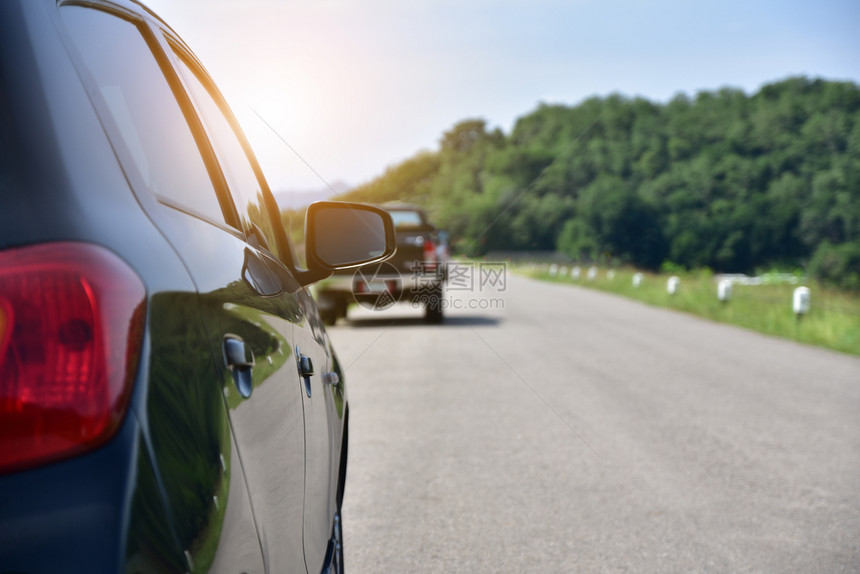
330 77 860 286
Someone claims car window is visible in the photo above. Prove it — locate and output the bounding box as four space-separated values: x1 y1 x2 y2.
59 6 230 226
388 210 424 229
169 44 285 261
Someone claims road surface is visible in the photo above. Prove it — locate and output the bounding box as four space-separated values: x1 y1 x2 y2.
329 273 860 573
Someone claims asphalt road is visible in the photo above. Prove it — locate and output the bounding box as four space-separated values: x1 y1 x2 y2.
329 273 860 573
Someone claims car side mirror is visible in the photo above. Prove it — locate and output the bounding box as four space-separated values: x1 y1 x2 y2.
297 201 396 286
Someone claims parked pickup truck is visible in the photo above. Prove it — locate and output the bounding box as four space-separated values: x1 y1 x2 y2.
315 202 446 324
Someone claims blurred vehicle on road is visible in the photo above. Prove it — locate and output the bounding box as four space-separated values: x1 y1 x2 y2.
435 229 451 275
316 203 447 324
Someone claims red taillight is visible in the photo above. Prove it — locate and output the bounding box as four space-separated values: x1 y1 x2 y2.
0 243 145 473
423 239 438 271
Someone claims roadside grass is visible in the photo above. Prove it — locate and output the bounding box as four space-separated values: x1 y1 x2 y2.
518 265 860 357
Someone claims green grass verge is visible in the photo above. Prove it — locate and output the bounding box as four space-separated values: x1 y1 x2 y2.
518 265 860 357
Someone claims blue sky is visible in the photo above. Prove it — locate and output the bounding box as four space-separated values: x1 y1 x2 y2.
144 0 860 192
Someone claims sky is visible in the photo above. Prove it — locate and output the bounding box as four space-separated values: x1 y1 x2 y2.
143 0 860 193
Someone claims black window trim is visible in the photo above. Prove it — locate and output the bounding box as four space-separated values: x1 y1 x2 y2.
162 31 301 271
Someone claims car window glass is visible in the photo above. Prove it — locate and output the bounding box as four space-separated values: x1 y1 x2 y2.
170 46 283 260
389 210 424 229
60 7 228 225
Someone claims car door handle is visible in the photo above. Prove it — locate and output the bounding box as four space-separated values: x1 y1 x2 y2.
296 348 314 397
224 335 254 398
299 354 314 377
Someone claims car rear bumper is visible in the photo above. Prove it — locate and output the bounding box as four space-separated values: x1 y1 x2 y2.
0 411 158 572
316 273 443 309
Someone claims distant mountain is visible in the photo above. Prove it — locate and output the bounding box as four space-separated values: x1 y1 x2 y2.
272 180 352 210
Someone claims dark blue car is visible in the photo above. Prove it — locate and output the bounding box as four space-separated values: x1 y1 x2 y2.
0 1 394 572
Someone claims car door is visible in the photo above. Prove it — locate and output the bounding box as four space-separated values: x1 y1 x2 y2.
55 4 270 573
293 288 340 568
164 37 338 573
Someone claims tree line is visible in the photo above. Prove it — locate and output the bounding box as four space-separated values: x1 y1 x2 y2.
340 77 860 288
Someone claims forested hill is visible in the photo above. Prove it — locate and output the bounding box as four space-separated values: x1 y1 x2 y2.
341 77 860 287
